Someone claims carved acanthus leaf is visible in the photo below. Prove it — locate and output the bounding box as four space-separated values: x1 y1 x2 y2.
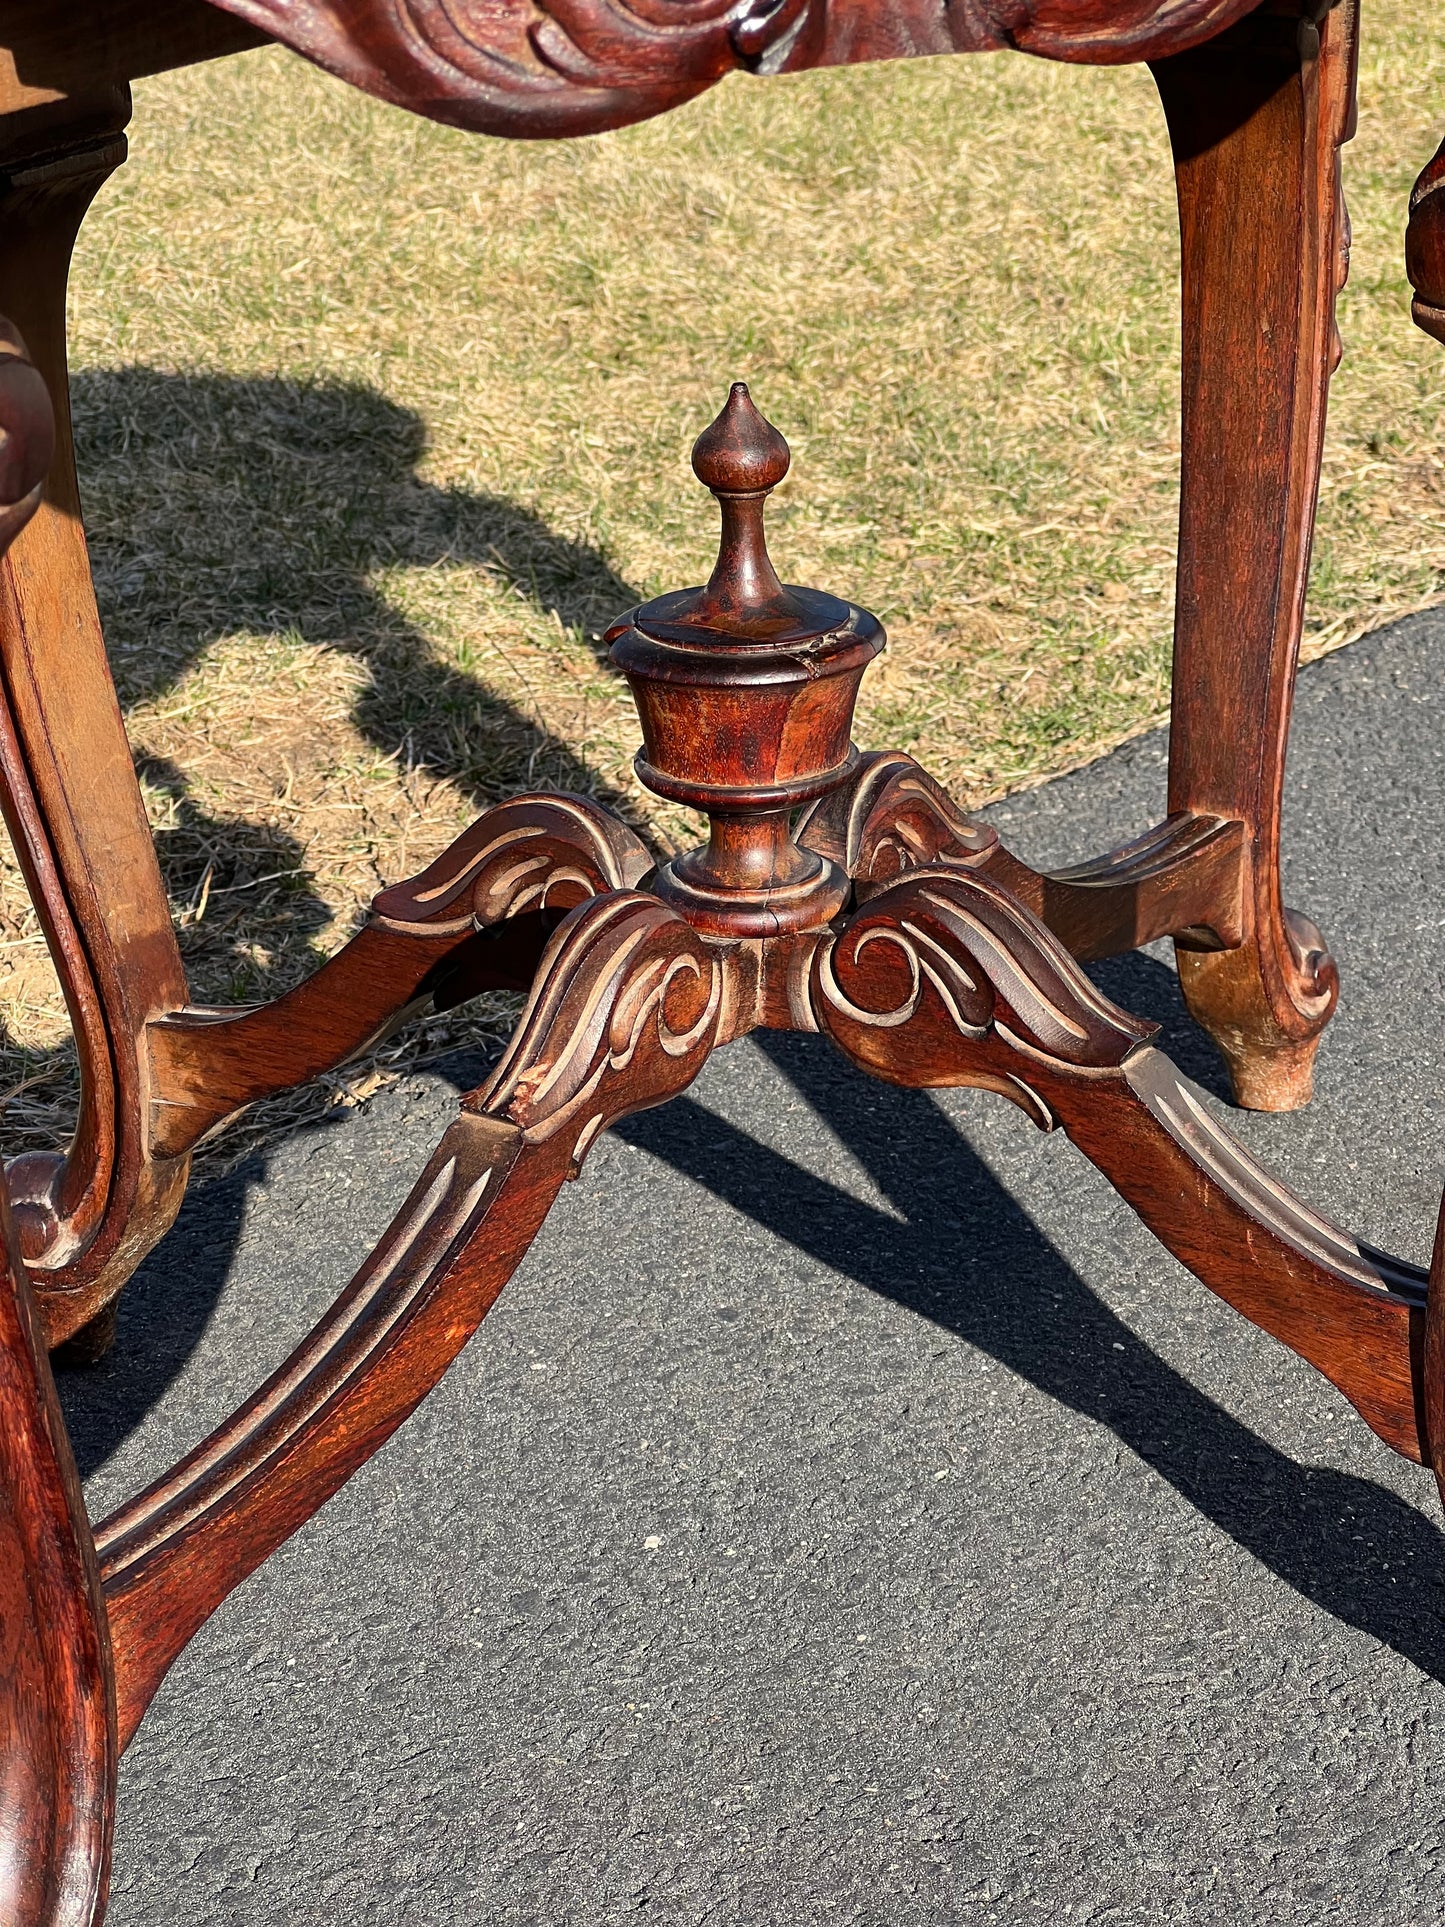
371 793 652 935
210 0 1265 141
812 866 1155 1121
796 749 995 885
477 891 721 1160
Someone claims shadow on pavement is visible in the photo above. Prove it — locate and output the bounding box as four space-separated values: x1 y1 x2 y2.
57 907 1445 1680
616 1017 1445 1684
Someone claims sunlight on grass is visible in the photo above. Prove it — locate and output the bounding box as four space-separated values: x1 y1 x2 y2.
1 5 1441 1155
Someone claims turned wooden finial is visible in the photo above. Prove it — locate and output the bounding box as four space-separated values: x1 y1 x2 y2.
606 384 885 938
691 380 789 495
680 382 805 635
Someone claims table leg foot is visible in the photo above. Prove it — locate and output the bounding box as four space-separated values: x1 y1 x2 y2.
1152 2 1358 1109
1175 908 1338 1111
0 1188 115 1926
48 1301 119 1371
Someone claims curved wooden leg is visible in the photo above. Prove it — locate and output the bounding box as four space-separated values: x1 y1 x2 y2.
1150 0 1357 1110
1405 155 1445 1504
0 1183 116 1927
1422 1197 1445 1513
798 748 1247 958
143 791 652 1166
1407 134 1445 346
96 889 720 1750
811 865 1426 1466
0 110 196 1343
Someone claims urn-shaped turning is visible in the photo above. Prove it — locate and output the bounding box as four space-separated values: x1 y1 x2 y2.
606 384 885 938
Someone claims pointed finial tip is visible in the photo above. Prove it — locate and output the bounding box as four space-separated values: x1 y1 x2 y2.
691 382 790 496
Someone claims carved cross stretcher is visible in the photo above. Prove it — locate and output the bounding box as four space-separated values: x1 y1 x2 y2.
3 2 1445 1921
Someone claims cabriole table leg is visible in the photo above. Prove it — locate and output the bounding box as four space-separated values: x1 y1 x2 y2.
1150 0 1357 1110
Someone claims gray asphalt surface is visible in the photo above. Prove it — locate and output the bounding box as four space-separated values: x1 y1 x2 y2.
60 608 1445 1925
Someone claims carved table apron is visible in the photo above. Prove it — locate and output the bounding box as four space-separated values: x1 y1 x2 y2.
3 2 1445 1922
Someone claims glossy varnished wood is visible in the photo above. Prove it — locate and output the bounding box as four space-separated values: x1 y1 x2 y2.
812 862 1425 1459
145 793 650 1159
799 749 1249 960
2 8 1440 1923
103 888 720 1745
0 1192 114 1927
1151 0 1356 1109
203 0 1264 141
0 0 1361 1351
0 97 194 1350
1408 134 1445 346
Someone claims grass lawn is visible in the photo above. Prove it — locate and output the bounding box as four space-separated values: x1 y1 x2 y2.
2 3 1443 1156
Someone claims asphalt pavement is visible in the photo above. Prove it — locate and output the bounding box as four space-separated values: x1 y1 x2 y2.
59 607 1445 1925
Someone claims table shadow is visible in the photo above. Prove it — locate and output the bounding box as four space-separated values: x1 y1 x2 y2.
6 366 648 1153
60 938 1445 1680
615 1012 1445 1684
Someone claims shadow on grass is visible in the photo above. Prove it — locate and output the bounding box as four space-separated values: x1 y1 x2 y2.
2 367 642 1153
73 365 641 803
31 366 647 1421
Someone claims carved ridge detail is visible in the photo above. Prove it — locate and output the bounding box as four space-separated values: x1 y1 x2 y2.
817 867 1154 1063
796 749 997 884
207 0 1264 141
0 1192 115 1924
479 890 722 1158
812 867 1156 1128
1408 136 1445 345
371 791 652 933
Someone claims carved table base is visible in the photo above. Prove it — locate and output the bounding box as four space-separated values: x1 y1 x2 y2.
3 0 1444 1915
4 376 1445 1926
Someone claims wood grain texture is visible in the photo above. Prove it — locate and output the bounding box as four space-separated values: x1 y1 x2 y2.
0 1184 116 1927
608 385 882 938
0 310 114 1927
0 24 1439 1919
798 748 1248 959
200 0 1263 139
146 792 651 1158
1151 0 1357 1111
1423 1194 1445 1511
811 863 1426 1462
0 121 193 1352
99 888 720 1749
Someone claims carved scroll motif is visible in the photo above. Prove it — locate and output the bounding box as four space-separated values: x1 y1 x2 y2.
211 0 1266 141
0 321 54 550
102 891 723 1749
812 865 1154 1125
810 862 1430 1461
796 749 997 886
371 792 652 934
479 889 722 1164
1408 136 1445 345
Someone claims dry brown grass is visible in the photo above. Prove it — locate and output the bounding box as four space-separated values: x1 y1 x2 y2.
2 6 1443 1163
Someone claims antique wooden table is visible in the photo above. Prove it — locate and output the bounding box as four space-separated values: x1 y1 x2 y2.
3 1 1445 1920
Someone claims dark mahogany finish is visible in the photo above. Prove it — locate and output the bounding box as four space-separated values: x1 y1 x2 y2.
1409 135 1445 347
2 2 1442 1920
203 0 1265 141
609 385 883 937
